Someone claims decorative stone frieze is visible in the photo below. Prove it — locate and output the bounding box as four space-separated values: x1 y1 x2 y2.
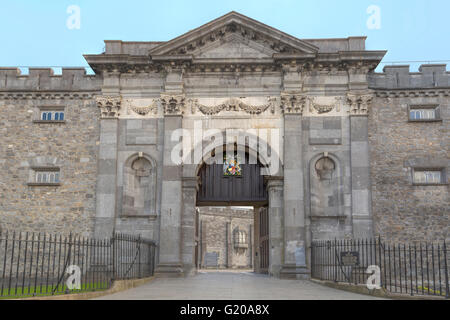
280 93 306 115
308 97 334 114
125 99 158 117
190 97 275 115
347 92 374 116
96 95 122 118
160 94 185 116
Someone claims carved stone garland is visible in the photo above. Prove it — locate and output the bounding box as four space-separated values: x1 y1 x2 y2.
191 97 275 115
96 96 121 118
125 99 158 116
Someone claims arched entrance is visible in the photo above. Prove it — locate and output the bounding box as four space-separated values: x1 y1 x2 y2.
194 146 270 274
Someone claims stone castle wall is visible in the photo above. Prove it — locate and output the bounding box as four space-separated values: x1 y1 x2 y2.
198 207 253 269
368 65 449 242
0 68 101 237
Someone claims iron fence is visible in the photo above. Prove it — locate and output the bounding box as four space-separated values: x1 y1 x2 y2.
0 230 156 298
311 238 449 298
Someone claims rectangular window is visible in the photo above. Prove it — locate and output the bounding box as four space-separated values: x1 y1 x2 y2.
35 171 60 183
28 167 61 186
413 169 444 185
409 105 440 121
40 111 65 121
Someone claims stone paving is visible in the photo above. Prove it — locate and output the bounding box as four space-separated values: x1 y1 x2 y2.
95 270 385 300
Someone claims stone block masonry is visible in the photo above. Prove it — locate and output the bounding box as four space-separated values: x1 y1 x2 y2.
198 207 253 269
369 64 450 242
0 68 101 237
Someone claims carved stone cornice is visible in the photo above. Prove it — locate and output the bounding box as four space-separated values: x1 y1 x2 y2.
190 97 274 115
96 95 122 118
160 94 185 116
373 89 450 98
280 93 306 115
347 92 374 116
0 91 99 100
165 23 300 56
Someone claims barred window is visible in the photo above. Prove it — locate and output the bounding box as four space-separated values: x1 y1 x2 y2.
413 170 443 184
40 111 65 121
35 171 60 184
409 106 439 121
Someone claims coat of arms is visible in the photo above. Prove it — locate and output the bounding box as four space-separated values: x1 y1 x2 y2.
223 154 242 176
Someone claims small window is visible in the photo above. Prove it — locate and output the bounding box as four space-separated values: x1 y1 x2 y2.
35 171 60 184
29 168 61 186
40 110 65 122
413 169 445 185
409 106 440 121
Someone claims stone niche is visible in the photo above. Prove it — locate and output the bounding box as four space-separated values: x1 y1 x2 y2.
310 156 343 218
121 155 156 217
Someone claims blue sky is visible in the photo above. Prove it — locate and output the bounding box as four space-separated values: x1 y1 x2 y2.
0 0 449 73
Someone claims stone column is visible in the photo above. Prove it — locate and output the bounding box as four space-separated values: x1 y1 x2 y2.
265 177 284 277
253 207 261 273
94 96 121 239
348 93 374 238
155 95 185 276
180 177 198 276
201 221 207 268
279 93 309 279
226 221 232 268
248 224 253 269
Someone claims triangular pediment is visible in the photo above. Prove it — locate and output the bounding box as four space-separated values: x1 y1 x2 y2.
149 11 318 57
193 33 275 59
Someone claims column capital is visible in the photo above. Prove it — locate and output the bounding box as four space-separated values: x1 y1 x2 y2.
160 93 185 116
265 176 284 191
280 92 306 115
182 176 200 190
96 95 122 119
347 91 374 116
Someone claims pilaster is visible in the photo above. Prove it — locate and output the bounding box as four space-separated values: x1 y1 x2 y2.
279 91 310 279
348 92 375 238
265 177 284 278
94 96 121 239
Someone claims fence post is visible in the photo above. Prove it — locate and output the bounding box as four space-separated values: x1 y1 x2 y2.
111 233 116 282
334 239 337 283
138 235 141 279
444 240 449 299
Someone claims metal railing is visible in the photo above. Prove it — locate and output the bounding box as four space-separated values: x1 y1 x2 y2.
0 230 156 298
311 238 449 298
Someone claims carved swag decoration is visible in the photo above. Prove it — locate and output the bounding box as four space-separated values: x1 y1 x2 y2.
125 99 158 116
191 97 276 115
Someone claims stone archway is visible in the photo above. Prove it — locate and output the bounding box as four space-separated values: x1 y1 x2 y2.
178 138 284 277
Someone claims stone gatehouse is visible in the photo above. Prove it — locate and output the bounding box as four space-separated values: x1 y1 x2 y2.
0 12 448 279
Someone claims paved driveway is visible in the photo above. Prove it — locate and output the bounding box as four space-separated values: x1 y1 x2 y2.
95 270 384 300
